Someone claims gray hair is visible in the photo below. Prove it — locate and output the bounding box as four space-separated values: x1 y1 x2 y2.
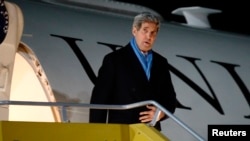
132 12 161 31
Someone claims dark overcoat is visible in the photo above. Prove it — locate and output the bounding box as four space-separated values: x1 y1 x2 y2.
89 43 177 130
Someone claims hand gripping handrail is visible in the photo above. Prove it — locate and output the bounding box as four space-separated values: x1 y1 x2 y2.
0 100 205 141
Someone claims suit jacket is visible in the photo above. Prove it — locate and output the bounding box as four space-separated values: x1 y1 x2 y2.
89 43 177 130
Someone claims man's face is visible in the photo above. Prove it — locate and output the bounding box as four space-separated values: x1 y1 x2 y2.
132 22 158 52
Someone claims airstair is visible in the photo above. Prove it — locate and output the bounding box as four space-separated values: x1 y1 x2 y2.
0 100 205 141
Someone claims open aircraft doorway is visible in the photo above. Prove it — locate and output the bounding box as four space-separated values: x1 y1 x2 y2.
9 43 61 122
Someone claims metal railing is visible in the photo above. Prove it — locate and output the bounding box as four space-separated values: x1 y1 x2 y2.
0 100 206 141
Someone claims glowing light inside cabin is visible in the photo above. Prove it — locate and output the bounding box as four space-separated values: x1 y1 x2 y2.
9 52 59 122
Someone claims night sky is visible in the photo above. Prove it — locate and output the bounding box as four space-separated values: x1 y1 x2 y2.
116 0 250 36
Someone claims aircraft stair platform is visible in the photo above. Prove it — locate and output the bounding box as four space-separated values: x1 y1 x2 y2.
0 121 169 141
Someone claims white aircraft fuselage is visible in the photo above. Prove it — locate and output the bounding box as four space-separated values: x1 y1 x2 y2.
2 0 250 140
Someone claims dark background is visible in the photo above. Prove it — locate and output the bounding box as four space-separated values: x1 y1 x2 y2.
115 0 250 36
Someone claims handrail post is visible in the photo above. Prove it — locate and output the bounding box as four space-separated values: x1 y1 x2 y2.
61 105 69 122
148 108 161 126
